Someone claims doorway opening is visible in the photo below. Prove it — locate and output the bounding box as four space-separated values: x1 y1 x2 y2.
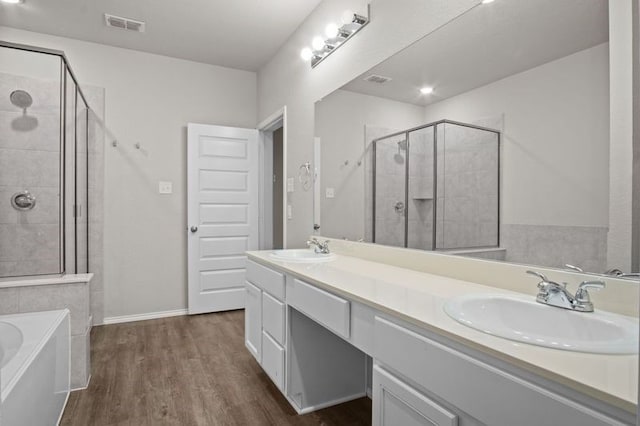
258 107 287 250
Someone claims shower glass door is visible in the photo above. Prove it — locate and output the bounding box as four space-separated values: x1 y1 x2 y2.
373 134 407 247
0 49 63 277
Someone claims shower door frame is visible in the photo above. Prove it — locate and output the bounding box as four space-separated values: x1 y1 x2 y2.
372 119 501 251
0 40 92 278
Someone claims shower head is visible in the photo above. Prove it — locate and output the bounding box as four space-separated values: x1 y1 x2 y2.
10 90 33 109
397 139 407 150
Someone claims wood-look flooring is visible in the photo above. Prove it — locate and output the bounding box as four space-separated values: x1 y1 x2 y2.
61 310 371 426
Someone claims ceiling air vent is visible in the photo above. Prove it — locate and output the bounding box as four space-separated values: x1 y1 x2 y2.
104 14 146 33
364 74 392 84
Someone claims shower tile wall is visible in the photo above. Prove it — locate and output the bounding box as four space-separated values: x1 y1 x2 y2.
501 224 608 272
436 123 499 249
407 127 434 250
0 72 61 276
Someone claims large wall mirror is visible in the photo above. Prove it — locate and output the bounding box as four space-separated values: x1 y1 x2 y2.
314 0 639 277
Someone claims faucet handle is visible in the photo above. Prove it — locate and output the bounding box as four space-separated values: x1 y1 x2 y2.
575 280 605 302
526 270 553 289
527 270 567 292
564 264 583 273
526 270 548 282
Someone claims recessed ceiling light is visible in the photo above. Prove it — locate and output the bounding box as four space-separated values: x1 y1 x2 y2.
420 87 434 95
481 0 495 4
1 0 24 4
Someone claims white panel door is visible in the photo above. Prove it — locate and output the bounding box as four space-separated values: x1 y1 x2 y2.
188 123 259 314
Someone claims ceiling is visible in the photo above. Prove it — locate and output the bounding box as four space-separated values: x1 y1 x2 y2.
0 0 322 71
342 0 609 106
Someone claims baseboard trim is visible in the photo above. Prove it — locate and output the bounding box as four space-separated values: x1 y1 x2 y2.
70 374 91 392
292 392 368 415
102 309 188 325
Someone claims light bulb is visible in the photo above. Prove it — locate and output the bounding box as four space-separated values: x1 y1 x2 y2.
325 22 339 39
300 47 313 61
341 9 355 25
420 87 434 95
312 36 325 51
0 0 23 4
481 0 495 3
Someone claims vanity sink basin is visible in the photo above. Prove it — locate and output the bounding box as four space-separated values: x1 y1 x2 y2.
444 294 639 354
269 249 336 263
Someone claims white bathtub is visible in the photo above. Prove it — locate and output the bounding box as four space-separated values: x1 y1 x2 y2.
0 310 70 426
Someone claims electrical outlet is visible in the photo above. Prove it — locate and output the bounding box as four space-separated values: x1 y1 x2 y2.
287 178 295 193
287 204 292 219
159 181 173 194
325 187 335 198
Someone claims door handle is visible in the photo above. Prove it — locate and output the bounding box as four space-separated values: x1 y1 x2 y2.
190 226 198 233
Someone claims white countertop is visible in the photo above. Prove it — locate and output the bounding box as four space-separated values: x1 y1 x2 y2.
247 251 638 413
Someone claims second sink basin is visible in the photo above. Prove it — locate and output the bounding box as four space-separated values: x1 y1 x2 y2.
444 294 639 354
269 249 336 263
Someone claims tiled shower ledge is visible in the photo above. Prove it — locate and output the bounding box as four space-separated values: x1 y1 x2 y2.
0 273 93 289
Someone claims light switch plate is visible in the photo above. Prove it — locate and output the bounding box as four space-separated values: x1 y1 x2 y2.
325 187 335 198
159 181 173 194
287 178 295 193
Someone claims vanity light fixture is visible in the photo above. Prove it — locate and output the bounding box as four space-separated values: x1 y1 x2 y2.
300 5 370 68
1 0 24 4
420 86 434 95
481 0 495 4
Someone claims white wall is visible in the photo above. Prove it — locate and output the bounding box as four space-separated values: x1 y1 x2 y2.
315 89 425 239
607 0 634 272
257 0 479 247
0 26 257 320
422 43 610 228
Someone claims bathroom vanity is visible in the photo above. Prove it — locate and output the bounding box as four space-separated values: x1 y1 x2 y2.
245 249 637 426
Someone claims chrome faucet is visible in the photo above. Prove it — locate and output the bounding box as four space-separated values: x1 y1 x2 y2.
526 270 605 313
604 268 640 280
307 238 330 254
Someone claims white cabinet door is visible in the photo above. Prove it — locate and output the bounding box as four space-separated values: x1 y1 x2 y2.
245 281 262 362
262 291 285 345
373 365 458 426
262 331 285 391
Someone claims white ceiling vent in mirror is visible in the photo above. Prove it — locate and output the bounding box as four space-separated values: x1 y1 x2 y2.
364 74 392 84
104 14 146 33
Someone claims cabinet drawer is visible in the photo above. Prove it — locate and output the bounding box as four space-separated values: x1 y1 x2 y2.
246 260 285 300
262 291 285 345
262 331 285 391
373 364 458 426
374 317 625 426
287 278 350 339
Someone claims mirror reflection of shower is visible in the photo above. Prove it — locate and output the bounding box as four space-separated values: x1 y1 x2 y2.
10 89 38 132
373 120 500 251
394 139 406 164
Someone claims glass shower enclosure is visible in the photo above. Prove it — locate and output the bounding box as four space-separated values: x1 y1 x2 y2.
372 120 500 251
0 41 91 278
